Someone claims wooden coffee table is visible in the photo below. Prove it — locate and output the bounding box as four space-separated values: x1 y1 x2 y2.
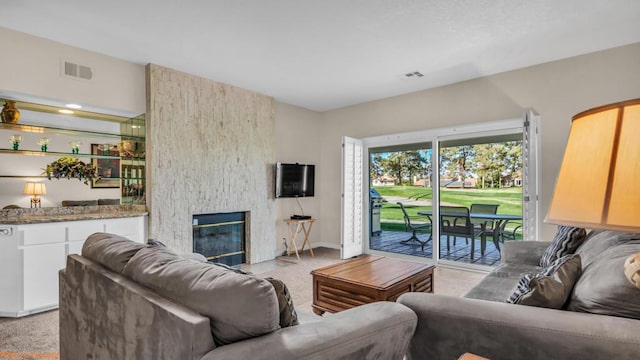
311 255 434 315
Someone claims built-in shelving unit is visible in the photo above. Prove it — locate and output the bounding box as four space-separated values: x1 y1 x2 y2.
0 98 146 205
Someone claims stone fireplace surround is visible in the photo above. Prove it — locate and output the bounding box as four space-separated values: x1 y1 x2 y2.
146 64 276 263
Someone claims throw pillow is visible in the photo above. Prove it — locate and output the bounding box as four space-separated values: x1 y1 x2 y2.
265 277 299 328
540 226 587 268
567 239 640 320
506 254 582 309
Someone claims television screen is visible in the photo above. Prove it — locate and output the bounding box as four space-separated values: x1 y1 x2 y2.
275 163 315 198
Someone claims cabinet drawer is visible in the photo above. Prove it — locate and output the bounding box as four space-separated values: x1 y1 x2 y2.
67 220 105 241
20 224 66 246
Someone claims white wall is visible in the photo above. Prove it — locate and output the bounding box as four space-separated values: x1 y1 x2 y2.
0 27 145 116
318 43 640 245
274 102 325 255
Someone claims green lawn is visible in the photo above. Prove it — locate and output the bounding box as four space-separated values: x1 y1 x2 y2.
375 186 523 236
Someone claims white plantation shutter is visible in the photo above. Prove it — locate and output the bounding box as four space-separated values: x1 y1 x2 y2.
341 136 364 259
522 110 541 240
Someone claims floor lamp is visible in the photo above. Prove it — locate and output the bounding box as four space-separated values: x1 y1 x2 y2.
546 98 640 288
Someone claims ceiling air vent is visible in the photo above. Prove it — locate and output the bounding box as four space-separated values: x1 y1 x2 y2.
62 59 93 80
404 71 424 78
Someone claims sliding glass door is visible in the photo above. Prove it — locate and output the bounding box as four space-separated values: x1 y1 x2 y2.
357 115 539 269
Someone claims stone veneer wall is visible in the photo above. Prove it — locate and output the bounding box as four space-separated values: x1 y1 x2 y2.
146 64 276 263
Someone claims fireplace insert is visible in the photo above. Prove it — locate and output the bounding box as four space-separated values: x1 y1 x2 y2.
192 212 246 266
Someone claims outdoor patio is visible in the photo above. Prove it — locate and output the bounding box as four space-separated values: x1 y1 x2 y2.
370 230 502 267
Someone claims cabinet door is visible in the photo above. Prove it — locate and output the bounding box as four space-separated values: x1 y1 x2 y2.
22 243 67 310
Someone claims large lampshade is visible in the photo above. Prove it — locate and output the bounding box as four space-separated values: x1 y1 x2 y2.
546 98 640 233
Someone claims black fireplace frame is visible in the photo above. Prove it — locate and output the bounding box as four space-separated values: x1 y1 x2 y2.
192 212 247 266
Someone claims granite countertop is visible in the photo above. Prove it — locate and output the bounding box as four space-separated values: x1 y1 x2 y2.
0 205 147 225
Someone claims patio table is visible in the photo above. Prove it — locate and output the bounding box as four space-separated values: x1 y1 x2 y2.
417 210 522 254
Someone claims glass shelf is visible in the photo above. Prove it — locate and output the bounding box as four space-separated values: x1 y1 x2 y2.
0 148 116 159
0 175 145 180
0 122 145 141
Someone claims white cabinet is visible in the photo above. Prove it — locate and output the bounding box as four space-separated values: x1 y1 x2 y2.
0 215 145 317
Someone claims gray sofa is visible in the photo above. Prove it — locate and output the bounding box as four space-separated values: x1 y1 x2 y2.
398 229 640 359
59 233 417 360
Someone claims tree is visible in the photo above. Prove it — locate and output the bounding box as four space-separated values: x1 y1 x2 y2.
370 153 384 180
375 150 429 185
440 145 475 182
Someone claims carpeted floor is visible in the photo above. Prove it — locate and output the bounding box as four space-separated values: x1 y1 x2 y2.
0 247 485 357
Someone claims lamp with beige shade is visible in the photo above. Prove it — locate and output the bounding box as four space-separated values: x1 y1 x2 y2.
23 182 46 208
546 98 640 289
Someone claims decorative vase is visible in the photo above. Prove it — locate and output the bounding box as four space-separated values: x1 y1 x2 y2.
1 101 20 124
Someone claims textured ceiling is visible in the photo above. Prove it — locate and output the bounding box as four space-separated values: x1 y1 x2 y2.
3 0 640 111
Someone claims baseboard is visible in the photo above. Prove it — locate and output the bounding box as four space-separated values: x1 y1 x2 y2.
273 242 341 258
312 242 340 250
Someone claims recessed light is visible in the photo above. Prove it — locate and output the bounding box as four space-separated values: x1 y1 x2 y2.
58 109 74 114
131 125 140 129
65 103 82 109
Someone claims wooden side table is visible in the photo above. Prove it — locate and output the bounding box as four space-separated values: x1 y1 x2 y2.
311 255 434 315
283 218 316 260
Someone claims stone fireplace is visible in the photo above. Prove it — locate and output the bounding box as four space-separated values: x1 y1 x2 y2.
193 212 248 266
147 64 276 263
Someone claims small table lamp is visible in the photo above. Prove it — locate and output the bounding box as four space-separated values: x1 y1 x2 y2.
546 98 640 288
24 182 47 208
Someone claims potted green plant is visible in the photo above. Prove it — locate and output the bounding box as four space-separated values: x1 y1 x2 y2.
44 157 98 185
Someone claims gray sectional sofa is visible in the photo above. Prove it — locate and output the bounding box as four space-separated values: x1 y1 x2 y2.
398 230 640 359
59 233 417 360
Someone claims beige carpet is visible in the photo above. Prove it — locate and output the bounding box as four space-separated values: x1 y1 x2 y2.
0 248 485 356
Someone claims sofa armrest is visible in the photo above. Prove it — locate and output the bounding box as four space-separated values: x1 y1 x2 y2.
397 293 640 360
501 240 549 266
202 301 417 360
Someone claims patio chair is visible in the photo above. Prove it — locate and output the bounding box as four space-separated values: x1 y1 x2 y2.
468 203 499 246
397 202 432 251
499 220 522 243
440 206 484 260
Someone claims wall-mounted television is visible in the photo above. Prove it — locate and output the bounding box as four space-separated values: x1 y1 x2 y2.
275 163 315 198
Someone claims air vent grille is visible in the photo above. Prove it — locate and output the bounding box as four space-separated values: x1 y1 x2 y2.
62 59 93 80
404 71 424 78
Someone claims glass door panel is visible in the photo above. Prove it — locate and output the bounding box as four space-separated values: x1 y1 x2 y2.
368 142 434 260
438 134 523 267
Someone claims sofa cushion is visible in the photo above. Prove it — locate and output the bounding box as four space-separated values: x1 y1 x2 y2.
568 238 640 320
507 254 581 309
464 262 542 302
540 226 587 267
122 246 280 346
207 263 299 328
82 233 145 273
